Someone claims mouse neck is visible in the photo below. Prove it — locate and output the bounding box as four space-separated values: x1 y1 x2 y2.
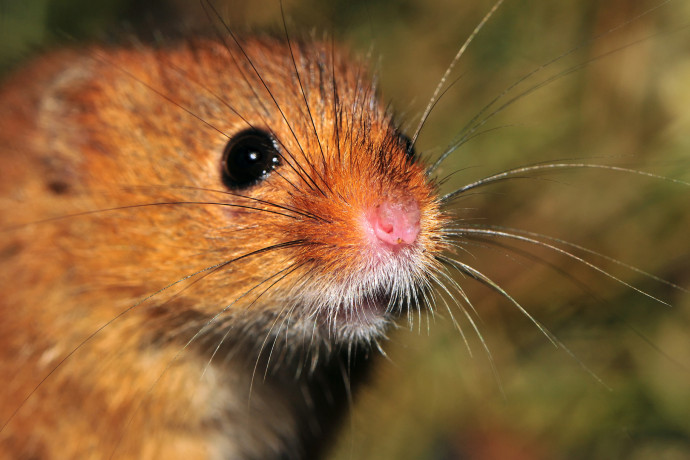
194 335 374 460
140 305 376 460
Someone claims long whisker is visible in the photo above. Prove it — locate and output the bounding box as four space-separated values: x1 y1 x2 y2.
110 257 304 458
280 0 329 175
428 5 683 174
198 0 322 195
446 227 675 305
2 200 301 233
439 254 610 388
161 50 255 130
89 49 230 140
124 184 327 222
448 235 603 302
441 162 690 203
251 267 324 393
429 123 517 178
162 49 311 194
2 237 305 435
439 265 507 395
439 254 558 344
427 271 473 356
460 253 619 389
91 24 317 197
328 36 345 168
200 263 303 380
201 0 331 199
453 223 688 293
0 258 220 434
455 233 690 375
411 0 505 147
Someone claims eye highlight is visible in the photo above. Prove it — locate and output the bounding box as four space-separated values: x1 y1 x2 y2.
221 129 281 190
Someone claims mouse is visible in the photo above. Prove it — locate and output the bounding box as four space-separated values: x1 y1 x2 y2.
0 23 450 459
1 1 688 459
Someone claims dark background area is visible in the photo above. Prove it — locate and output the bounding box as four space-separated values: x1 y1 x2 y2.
2 0 689 458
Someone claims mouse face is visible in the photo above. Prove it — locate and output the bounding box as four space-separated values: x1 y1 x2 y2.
0 35 449 458
12 38 446 345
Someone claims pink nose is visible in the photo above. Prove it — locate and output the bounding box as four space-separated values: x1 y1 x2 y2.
368 196 421 247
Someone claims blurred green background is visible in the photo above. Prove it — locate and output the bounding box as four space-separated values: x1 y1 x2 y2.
2 0 689 458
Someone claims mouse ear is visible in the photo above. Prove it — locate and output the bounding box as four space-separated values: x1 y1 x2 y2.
221 129 281 190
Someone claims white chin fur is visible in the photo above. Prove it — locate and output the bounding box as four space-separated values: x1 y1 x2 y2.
283 249 429 346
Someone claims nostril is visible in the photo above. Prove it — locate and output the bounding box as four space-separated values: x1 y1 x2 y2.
377 213 394 234
369 196 421 247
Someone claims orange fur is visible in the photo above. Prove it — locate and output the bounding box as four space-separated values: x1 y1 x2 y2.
0 37 447 458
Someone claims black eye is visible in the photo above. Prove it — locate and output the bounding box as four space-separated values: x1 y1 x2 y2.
221 129 281 189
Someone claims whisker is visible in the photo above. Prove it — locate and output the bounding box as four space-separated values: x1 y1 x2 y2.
161 50 255 130
428 2 683 174
280 0 329 176
455 223 688 293
0 256 230 434
329 36 343 166
626 323 690 373
198 0 322 194
439 254 559 345
1 200 301 233
146 52 308 201
110 256 304 458
446 227 675 305
161 47 318 194
433 261 505 395
434 259 482 322
250 268 335 396
200 262 303 380
441 162 690 203
411 0 505 147
125 184 327 222
263 299 305 381
201 0 331 199
428 123 517 177
448 234 605 303
440 252 612 388
89 49 230 140
427 272 472 356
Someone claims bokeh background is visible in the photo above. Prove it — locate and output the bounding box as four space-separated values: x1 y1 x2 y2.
2 0 689 458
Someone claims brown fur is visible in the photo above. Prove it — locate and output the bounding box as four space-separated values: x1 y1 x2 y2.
0 37 447 458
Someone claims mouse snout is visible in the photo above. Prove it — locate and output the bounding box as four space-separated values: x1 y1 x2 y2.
367 196 421 248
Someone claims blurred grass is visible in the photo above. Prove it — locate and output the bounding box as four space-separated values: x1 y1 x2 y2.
2 0 689 459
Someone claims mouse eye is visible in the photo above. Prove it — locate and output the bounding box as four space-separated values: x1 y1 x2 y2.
221 129 281 189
